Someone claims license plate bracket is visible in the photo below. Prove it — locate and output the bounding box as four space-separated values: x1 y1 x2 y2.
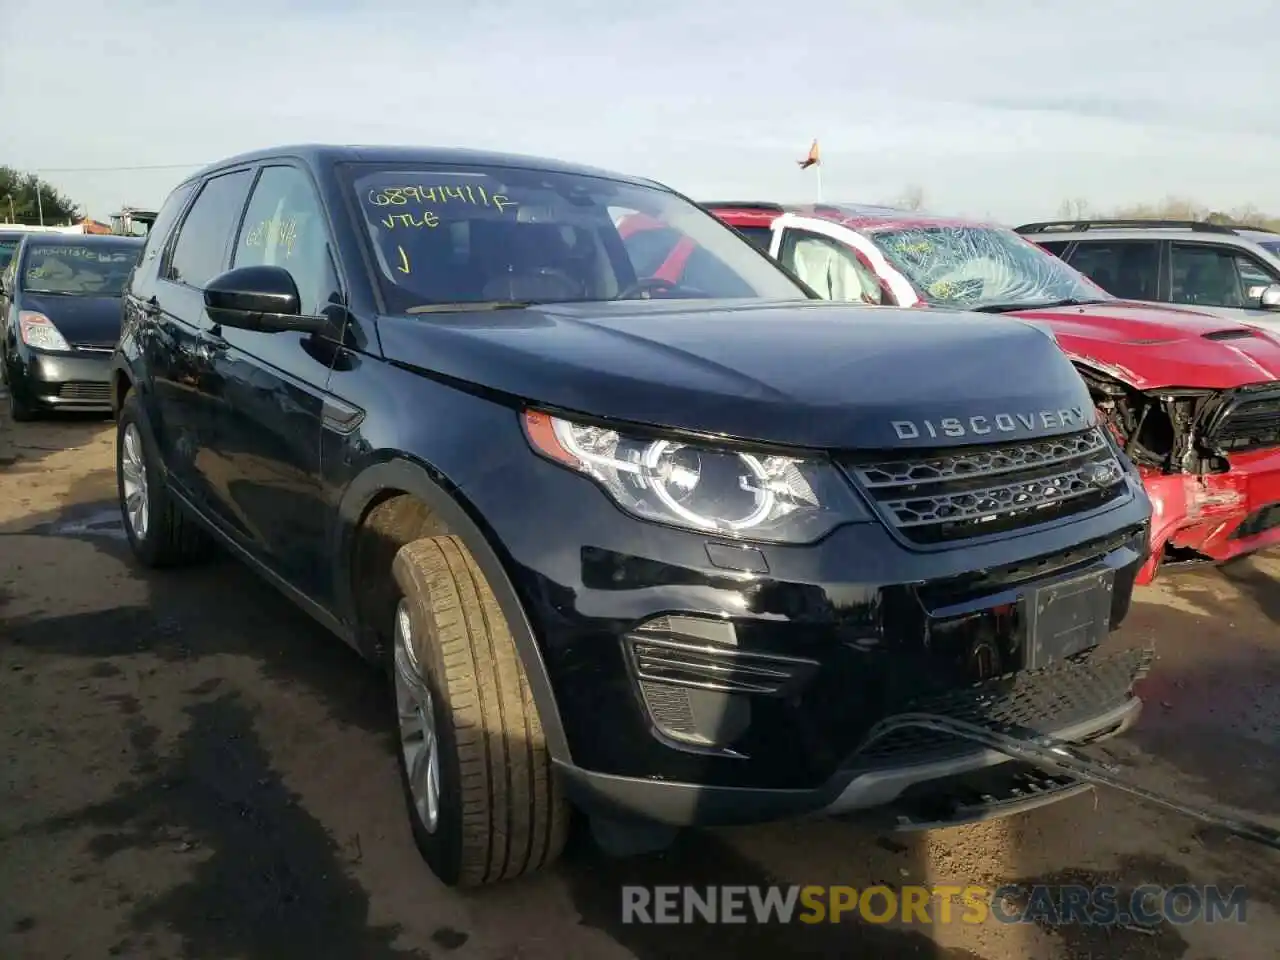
1025 568 1114 669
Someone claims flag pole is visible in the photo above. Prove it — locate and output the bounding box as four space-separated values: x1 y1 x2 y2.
816 160 823 203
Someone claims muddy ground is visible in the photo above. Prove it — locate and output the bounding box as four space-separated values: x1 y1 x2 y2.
1 398 1278 960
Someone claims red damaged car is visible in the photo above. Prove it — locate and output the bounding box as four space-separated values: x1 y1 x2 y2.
619 201 1280 583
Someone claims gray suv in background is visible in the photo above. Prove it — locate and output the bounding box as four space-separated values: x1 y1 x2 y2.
1015 219 1280 333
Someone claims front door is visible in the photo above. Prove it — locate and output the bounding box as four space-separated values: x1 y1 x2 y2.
196 162 348 603
149 170 254 503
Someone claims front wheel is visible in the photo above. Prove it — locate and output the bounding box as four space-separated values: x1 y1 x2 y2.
390 534 570 886
116 388 212 567
7 389 37 422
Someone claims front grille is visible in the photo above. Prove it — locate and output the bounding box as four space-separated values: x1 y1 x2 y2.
57 382 111 403
1207 388 1280 453
845 428 1128 544
844 645 1152 770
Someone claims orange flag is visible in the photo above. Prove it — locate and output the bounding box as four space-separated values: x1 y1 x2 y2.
797 139 820 170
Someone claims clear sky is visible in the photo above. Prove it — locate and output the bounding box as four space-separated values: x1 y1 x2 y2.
3 0 1278 223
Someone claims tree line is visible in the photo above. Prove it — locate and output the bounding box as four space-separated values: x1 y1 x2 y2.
0 166 82 225
891 184 1280 231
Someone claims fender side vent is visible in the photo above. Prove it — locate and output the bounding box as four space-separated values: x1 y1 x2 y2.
1203 329 1257 341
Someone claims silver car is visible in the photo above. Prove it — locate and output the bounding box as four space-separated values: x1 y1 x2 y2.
1015 219 1280 333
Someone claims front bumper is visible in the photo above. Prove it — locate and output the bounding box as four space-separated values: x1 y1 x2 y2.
1139 445 1280 581
557 648 1147 827
7 347 113 410
464 448 1152 827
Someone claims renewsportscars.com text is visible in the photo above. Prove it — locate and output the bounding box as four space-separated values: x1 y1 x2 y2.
621 884 1248 927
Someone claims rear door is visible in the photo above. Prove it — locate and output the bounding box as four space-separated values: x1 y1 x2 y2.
149 169 255 503
196 162 348 600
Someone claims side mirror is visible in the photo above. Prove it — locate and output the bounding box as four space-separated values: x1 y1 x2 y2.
203 265 328 334
1259 283 1280 311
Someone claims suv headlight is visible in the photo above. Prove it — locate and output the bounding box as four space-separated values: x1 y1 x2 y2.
18 311 72 352
522 410 867 543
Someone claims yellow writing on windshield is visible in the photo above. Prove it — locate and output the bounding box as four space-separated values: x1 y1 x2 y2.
367 184 515 212
243 218 298 257
898 241 933 257
381 211 440 230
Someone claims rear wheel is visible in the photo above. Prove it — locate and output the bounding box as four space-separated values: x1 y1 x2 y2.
390 534 569 886
116 388 212 567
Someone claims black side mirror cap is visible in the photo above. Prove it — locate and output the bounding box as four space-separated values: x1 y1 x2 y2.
203 265 328 334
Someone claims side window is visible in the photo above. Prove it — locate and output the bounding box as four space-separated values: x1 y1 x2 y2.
1065 241 1159 300
165 170 253 288
778 229 885 304
1034 240 1070 258
1235 254 1277 302
1170 243 1246 308
139 182 195 267
733 226 774 252
233 165 341 316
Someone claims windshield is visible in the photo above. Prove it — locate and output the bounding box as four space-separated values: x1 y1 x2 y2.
869 224 1110 309
23 243 141 296
347 163 807 312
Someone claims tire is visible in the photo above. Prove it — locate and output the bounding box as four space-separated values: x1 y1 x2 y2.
116 387 212 567
7 383 37 422
390 534 569 886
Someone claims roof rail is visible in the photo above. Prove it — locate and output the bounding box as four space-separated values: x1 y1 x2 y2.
699 200 788 213
1016 218 1277 236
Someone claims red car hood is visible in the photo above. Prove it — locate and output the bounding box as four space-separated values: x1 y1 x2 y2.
1011 301 1280 390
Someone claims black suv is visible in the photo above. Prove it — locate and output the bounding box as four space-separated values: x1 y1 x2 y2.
112 144 1154 886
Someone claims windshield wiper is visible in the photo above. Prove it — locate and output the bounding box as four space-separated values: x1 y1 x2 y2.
405 301 538 315
973 298 1108 313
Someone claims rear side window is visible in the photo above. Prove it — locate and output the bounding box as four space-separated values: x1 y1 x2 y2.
1065 240 1159 300
139 182 195 267
165 170 253 288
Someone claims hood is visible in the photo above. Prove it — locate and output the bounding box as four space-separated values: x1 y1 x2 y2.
378 300 1096 450
1010 300 1280 390
23 293 124 349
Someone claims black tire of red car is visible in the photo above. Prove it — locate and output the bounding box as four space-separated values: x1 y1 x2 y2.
390 534 570 886
115 387 212 567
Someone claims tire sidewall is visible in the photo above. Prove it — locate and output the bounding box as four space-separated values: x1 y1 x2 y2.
116 391 164 565
390 583 468 885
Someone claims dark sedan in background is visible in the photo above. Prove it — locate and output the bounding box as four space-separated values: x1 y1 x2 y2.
0 233 143 420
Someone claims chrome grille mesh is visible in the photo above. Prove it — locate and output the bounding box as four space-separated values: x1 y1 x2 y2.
846 428 1127 544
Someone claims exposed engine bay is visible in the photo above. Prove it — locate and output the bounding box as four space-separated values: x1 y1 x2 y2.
1076 364 1280 475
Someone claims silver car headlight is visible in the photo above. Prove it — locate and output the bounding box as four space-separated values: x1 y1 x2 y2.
522 410 867 543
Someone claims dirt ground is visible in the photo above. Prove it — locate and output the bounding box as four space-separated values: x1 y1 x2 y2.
2 397 1278 960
